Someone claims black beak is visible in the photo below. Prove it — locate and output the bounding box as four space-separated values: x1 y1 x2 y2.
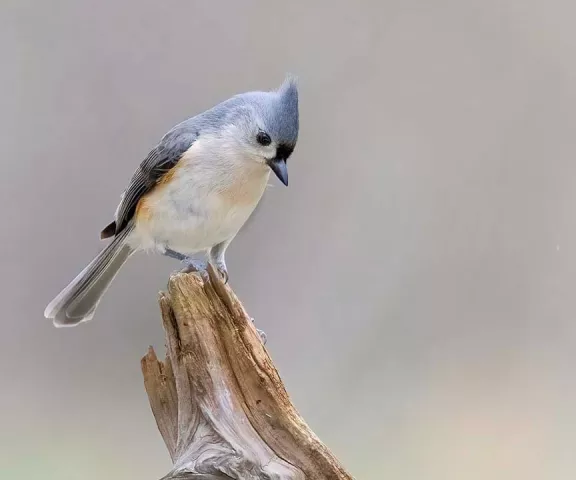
267 158 289 186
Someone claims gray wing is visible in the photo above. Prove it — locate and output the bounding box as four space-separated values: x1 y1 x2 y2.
101 128 198 238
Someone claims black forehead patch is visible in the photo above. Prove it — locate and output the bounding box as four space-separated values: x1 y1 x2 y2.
276 143 294 160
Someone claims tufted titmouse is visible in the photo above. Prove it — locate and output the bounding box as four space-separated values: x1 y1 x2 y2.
44 78 299 327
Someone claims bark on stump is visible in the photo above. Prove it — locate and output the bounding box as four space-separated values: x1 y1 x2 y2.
141 267 354 479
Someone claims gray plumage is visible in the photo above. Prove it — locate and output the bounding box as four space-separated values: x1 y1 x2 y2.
46 226 134 326
44 77 299 327
107 76 298 238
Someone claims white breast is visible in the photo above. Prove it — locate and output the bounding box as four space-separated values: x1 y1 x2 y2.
128 135 270 254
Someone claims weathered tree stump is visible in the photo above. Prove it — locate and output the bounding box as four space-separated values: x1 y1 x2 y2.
141 266 354 480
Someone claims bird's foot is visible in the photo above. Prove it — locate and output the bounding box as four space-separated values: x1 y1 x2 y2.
251 317 267 344
212 261 229 284
180 258 208 276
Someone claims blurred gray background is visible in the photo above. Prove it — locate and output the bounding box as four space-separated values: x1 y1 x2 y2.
2 1 576 478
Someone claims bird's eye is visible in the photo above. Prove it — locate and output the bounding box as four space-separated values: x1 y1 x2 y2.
256 131 272 146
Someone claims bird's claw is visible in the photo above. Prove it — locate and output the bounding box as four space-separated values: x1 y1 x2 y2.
180 258 208 275
218 268 229 284
213 262 229 284
250 317 267 344
257 329 267 344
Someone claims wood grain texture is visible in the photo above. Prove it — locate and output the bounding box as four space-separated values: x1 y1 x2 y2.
141 266 354 480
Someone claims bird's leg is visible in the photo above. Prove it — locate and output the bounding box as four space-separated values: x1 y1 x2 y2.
210 241 266 341
209 240 232 284
165 246 265 342
163 248 208 274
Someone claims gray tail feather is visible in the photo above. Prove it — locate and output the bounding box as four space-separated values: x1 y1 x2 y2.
44 227 135 327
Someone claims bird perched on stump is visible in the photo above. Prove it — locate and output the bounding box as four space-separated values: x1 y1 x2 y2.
44 77 299 327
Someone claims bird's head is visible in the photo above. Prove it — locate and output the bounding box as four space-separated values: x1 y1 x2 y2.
227 77 299 186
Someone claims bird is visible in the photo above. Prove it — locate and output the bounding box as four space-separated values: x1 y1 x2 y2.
44 77 299 327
